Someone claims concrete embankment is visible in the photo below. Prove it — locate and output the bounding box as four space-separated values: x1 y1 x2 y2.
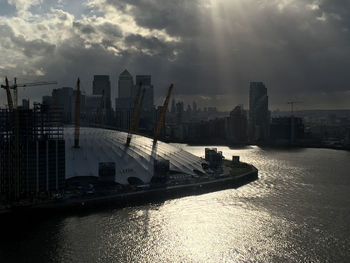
0 166 258 218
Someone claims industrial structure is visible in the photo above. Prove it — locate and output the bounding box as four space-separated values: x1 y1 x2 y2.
65 127 206 185
63 79 203 186
0 72 263 210
0 104 65 202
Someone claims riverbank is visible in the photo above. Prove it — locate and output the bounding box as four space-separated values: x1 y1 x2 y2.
175 141 350 152
0 165 258 218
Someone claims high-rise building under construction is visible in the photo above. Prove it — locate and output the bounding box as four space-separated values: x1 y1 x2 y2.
0 104 65 202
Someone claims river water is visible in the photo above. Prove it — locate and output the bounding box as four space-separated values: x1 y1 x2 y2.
1 146 350 262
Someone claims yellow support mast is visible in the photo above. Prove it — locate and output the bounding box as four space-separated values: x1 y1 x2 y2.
154 84 174 144
126 82 142 145
74 78 81 148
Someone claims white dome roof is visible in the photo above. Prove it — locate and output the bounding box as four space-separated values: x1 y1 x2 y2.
65 127 206 185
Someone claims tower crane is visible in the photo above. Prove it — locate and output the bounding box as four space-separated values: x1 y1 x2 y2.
1 77 14 110
1 77 57 109
154 84 174 144
287 101 302 116
10 78 57 108
0 76 57 201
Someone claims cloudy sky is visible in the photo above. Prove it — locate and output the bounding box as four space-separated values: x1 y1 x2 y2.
0 0 349 110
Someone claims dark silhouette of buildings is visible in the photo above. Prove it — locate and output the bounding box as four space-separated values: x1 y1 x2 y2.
135 75 155 133
21 99 30 110
225 105 248 144
116 70 135 130
135 75 154 113
118 69 134 99
0 104 65 203
249 82 269 143
270 117 304 145
170 99 176 114
43 87 103 125
115 71 155 133
93 75 111 111
49 87 74 123
176 101 184 124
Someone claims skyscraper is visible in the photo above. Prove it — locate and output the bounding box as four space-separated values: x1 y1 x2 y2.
93 75 111 110
171 98 176 114
249 82 269 142
118 69 134 98
225 105 248 144
52 87 74 123
116 70 134 130
192 101 197 113
135 75 154 112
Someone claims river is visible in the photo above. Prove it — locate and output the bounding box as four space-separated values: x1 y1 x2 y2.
1 146 350 262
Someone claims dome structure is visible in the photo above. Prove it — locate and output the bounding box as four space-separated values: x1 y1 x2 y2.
65 127 206 185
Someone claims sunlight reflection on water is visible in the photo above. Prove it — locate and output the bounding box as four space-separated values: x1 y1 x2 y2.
1 146 350 262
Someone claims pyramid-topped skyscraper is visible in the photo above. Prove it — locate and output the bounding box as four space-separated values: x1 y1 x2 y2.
118 69 134 98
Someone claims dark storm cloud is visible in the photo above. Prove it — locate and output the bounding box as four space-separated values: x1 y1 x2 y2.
72 21 123 41
103 0 205 37
1 0 350 109
124 34 177 57
319 0 350 23
99 22 123 38
98 0 350 103
73 21 96 34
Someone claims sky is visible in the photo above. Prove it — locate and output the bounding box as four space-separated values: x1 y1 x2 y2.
0 0 349 111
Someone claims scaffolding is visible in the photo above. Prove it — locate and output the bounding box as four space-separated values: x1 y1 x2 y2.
0 104 65 203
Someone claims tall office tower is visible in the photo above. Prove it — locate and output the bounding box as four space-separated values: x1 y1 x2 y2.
116 70 134 130
225 105 248 144
118 69 134 98
135 75 154 112
22 99 30 109
93 75 111 110
192 101 197 113
249 82 269 142
52 87 74 123
176 101 184 124
171 99 176 114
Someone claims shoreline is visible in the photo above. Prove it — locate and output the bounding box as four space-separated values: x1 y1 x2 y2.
0 165 258 218
171 141 350 151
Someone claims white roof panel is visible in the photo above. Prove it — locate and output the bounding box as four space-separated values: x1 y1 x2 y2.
65 127 206 184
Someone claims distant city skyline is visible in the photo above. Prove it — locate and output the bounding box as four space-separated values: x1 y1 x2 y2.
1 0 350 110
1 72 348 112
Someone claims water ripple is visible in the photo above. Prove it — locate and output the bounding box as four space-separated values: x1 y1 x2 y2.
1 147 350 262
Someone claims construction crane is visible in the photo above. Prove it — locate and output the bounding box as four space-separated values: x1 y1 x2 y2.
74 78 81 148
0 77 17 199
98 90 105 127
126 82 143 145
287 101 302 116
1 77 14 110
154 84 174 144
0 77 57 200
9 78 57 108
